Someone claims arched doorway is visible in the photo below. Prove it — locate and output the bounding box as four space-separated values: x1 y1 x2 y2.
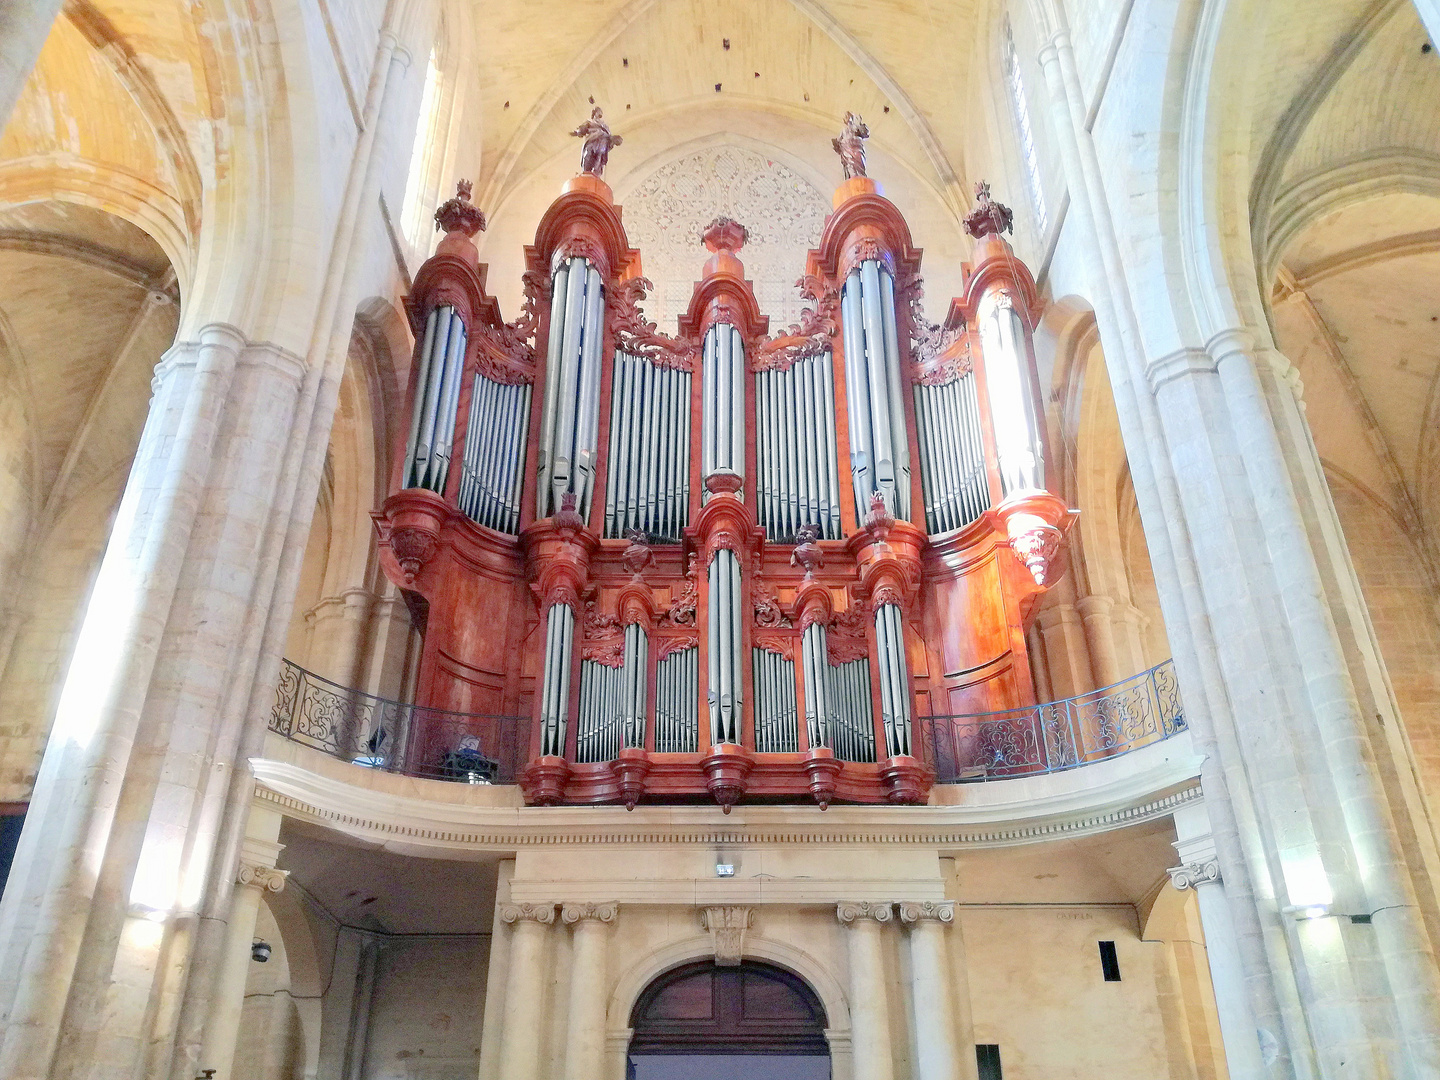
628 960 830 1079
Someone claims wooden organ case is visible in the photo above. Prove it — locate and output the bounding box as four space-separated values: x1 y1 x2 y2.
375 132 1075 811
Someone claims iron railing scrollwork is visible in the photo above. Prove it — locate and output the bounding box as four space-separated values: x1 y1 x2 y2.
268 660 527 783
269 658 1185 787
921 660 1186 782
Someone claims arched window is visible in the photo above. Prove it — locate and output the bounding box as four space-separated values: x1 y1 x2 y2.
1003 17 1048 235
628 960 830 1079
401 46 444 255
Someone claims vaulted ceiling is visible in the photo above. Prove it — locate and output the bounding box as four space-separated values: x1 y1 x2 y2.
462 0 988 323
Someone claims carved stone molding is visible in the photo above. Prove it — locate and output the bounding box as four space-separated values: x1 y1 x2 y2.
699 906 753 966
836 900 893 925
1167 861 1221 891
898 900 955 925
236 862 288 893
562 901 619 925
499 903 557 925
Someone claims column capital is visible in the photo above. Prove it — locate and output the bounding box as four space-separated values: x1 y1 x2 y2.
562 901 618 925
235 862 287 893
1167 861 1221 891
837 901 893 925
499 902 557 925
898 900 954 926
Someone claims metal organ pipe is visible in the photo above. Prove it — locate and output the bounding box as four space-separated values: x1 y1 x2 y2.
603 353 692 540
404 305 468 493
540 603 576 757
701 324 745 488
538 258 606 521
751 648 798 753
655 646 698 753
706 549 743 745
801 622 831 750
977 289 1043 495
913 372 989 534
873 603 913 758
458 374 532 534
754 353 842 542
840 261 912 520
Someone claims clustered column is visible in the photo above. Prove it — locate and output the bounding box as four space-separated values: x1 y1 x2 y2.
837 901 895 1080
562 902 618 1080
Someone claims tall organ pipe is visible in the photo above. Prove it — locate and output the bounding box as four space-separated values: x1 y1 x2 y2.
702 324 745 487
537 258 606 521
801 622 831 749
706 549 743 744
655 646 698 753
621 622 649 749
873 603 913 757
977 289 1044 495
841 262 912 519
540 603 576 756
404 305 468 493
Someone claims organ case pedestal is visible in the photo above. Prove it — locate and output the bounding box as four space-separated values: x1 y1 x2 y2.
374 170 1074 809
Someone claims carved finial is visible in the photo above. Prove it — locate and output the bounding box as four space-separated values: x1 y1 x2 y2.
864 491 893 531
832 112 870 179
791 523 824 577
622 529 653 579
553 490 584 532
571 107 623 177
701 216 748 254
434 179 487 237
963 181 1014 239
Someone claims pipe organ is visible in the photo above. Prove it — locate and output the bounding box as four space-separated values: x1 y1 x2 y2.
376 137 1074 811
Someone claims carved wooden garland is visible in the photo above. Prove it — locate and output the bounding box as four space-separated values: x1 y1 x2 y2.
752 580 790 628
656 634 698 661
582 599 624 667
470 268 548 385
898 271 967 380
609 276 699 370
660 555 699 627
751 275 839 373
827 601 870 665
752 632 794 659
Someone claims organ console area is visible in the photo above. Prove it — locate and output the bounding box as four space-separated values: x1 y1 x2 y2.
374 122 1075 810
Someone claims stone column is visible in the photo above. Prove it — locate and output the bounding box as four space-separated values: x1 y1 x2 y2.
837 901 894 1080
1036 601 1094 697
899 902 961 1080
562 902 617 1080
1076 594 1120 688
303 588 376 688
0 0 62 130
198 815 287 1080
497 903 556 1080
1170 806 1267 1080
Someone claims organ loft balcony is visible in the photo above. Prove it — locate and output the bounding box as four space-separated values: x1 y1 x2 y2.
360 119 1101 812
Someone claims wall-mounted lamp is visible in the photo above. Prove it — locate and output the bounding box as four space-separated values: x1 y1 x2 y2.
715 863 735 877
251 939 272 963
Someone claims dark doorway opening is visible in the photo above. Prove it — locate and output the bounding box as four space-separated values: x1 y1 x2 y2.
628 960 831 1080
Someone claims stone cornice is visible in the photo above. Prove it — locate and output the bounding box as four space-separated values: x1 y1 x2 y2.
249 755 1201 854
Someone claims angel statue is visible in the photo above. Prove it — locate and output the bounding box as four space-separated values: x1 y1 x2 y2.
832 112 870 179
571 107 623 178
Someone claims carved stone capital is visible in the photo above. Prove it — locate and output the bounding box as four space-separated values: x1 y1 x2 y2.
898 900 954 926
562 901 618 925
699 906 753 966
499 902 557 925
1167 861 1221 891
836 901 893 925
236 863 288 893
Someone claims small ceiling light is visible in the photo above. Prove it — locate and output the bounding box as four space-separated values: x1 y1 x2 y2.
252 940 273 963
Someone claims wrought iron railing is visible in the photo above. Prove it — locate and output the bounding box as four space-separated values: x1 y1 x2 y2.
268 661 528 783
920 660 1185 782
268 658 1185 787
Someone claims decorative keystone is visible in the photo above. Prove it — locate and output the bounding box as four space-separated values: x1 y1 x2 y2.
699 906 753 966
